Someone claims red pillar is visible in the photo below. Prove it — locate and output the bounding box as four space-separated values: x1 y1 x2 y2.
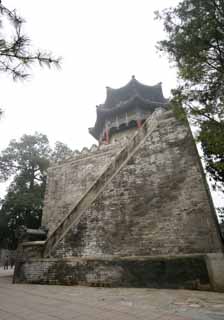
136 119 142 128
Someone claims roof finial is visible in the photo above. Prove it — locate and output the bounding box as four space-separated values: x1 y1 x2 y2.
132 75 135 80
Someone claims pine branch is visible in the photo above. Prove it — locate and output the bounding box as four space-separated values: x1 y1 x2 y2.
0 1 61 80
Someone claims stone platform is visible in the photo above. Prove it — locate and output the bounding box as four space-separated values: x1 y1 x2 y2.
14 252 224 292
1 267 224 320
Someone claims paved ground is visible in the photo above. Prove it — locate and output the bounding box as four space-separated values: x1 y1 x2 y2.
0 268 224 320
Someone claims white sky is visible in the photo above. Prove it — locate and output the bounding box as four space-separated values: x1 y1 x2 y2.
0 0 223 211
0 0 179 150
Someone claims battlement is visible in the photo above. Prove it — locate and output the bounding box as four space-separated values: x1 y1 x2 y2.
50 143 125 168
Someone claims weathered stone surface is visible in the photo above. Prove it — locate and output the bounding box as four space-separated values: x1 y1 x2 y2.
14 255 210 289
42 144 121 235
51 110 222 259
14 108 224 289
206 253 224 292
44 110 161 256
13 241 45 283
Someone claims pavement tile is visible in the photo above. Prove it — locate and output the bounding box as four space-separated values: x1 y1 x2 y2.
0 268 224 320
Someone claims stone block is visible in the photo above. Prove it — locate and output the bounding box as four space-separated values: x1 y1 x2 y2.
206 253 224 292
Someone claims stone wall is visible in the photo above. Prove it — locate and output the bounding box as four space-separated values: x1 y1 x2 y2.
13 254 211 290
49 110 222 258
42 143 121 235
14 109 224 289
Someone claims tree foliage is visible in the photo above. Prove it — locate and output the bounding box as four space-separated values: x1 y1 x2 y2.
51 141 73 163
156 0 224 193
217 207 224 222
0 133 50 182
0 133 50 248
0 133 73 249
0 176 45 249
199 120 224 189
0 1 61 80
0 198 10 247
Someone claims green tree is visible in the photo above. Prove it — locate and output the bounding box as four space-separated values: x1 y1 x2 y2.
0 133 51 183
0 134 73 248
156 0 224 193
0 133 50 248
0 177 45 249
199 120 224 190
0 198 11 248
51 141 73 163
0 1 61 80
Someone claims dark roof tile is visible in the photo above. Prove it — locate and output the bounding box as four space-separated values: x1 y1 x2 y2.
103 76 166 109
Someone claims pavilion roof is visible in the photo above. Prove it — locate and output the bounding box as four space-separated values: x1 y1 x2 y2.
89 76 168 140
102 75 166 110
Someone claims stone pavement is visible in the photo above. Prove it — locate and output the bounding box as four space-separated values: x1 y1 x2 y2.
0 268 224 320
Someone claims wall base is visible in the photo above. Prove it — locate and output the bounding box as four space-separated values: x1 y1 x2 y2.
206 253 224 292
13 254 219 290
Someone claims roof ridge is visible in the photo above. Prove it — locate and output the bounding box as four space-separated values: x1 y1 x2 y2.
105 76 160 92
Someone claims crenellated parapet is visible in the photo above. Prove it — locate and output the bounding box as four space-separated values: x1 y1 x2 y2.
50 138 132 168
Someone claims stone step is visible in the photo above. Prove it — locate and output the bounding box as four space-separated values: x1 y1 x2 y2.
44 109 162 257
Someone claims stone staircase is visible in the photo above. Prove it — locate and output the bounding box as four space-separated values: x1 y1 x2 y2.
44 109 162 257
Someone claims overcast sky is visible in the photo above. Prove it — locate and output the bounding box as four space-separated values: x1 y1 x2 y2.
0 0 179 150
0 0 223 209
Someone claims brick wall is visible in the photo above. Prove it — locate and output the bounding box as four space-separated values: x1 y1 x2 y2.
45 110 222 258
14 255 211 290
14 109 224 289
42 144 121 235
